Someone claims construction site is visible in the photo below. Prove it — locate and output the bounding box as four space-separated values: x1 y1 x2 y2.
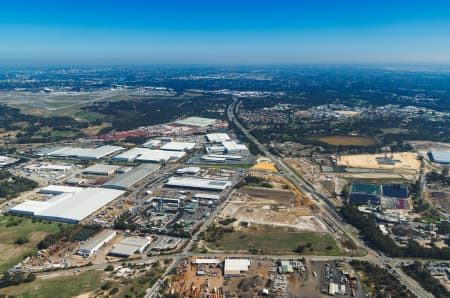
219 174 323 232
336 152 421 171
221 188 324 232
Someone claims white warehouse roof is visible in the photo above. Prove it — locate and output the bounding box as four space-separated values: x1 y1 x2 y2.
108 237 151 257
39 185 81 195
193 258 221 264
165 177 231 191
112 148 185 162
78 230 117 255
140 139 161 148
224 259 251 275
10 200 52 216
160 141 196 151
36 145 123 160
222 141 248 153
0 156 18 167
10 187 124 223
206 133 231 143
176 167 201 174
193 193 221 200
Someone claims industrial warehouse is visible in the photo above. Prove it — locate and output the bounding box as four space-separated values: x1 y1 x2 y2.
224 259 251 276
103 163 160 190
34 145 123 160
160 141 196 151
221 141 249 154
108 237 151 258
165 176 232 191
429 150 450 164
0 155 18 167
206 133 231 143
77 230 117 256
82 164 122 175
112 147 185 162
9 186 124 223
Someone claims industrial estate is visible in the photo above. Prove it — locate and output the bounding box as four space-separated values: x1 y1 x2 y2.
0 67 449 298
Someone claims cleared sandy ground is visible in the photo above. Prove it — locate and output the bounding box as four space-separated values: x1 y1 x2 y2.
337 152 421 170
220 187 327 232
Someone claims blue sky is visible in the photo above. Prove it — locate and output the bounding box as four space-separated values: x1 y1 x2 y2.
1 0 450 65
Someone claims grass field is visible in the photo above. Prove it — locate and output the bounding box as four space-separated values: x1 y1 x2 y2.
205 226 343 255
0 270 102 298
0 215 63 272
311 136 376 146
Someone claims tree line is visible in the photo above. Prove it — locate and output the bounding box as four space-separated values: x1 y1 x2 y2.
340 204 450 260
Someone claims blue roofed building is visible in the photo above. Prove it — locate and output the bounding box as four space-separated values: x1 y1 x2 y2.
382 185 409 199
349 193 380 205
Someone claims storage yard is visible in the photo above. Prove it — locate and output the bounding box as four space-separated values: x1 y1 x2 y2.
166 257 365 297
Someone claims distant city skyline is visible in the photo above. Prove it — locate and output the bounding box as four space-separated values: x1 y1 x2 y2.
1 0 450 65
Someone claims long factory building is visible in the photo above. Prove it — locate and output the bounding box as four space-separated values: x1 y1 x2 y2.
165 176 231 191
9 186 124 223
103 163 160 190
35 145 123 160
78 230 117 256
112 148 185 162
82 164 122 175
429 150 450 164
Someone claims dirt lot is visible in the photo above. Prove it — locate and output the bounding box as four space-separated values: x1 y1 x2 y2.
337 152 421 170
427 190 450 214
221 187 327 232
240 187 301 206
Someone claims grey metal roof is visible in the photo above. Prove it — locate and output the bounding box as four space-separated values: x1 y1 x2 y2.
82 164 121 175
103 163 160 190
79 230 116 253
108 237 150 257
430 151 450 163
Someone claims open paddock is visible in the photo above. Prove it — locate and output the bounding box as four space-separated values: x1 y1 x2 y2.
0 215 63 272
205 226 342 255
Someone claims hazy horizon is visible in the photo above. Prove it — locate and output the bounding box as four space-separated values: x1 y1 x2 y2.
1 1 450 65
